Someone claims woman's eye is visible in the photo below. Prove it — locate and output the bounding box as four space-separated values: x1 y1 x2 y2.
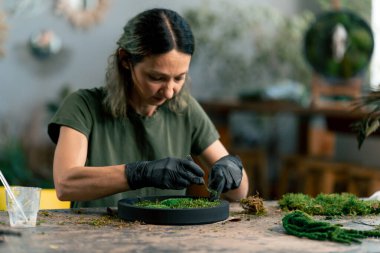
175 76 185 82
149 75 164 81
148 74 185 82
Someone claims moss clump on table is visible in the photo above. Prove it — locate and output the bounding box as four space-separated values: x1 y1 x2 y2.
278 193 380 216
283 210 380 244
134 198 221 209
240 194 266 215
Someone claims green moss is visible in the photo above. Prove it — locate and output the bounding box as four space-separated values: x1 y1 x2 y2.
279 193 380 216
283 210 380 244
135 198 221 209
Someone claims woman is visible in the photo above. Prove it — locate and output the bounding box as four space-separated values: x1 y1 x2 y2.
48 8 248 208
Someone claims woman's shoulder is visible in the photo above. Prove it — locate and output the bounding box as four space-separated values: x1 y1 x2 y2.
58 87 106 114
64 87 106 106
186 95 204 111
74 87 106 100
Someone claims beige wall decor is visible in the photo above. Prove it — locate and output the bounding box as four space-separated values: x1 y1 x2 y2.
29 29 62 59
55 0 110 29
0 9 7 57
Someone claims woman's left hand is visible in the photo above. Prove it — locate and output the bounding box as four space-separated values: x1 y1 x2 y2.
208 155 243 198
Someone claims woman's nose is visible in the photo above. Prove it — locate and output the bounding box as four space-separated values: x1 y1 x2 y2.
161 81 175 99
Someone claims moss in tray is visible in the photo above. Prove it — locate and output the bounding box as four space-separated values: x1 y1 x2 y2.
134 197 221 209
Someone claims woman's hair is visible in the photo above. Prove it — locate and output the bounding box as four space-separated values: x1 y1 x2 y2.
104 8 195 118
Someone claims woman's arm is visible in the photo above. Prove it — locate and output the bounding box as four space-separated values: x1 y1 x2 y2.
53 126 128 201
199 140 249 201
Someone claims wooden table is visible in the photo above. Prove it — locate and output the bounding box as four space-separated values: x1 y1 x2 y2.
1 201 380 252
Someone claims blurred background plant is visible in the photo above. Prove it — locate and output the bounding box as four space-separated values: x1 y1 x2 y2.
0 123 53 187
184 1 314 99
0 85 71 188
183 0 371 100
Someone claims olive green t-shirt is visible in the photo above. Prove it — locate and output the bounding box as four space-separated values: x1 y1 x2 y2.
48 87 219 207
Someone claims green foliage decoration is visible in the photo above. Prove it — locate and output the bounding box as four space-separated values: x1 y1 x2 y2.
351 90 380 149
279 193 380 216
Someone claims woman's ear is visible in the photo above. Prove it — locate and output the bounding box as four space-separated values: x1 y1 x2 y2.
118 48 130 69
118 48 127 59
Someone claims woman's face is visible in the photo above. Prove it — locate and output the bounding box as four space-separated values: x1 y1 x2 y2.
130 49 192 107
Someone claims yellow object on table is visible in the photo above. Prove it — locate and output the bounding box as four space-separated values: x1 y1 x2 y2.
0 186 70 210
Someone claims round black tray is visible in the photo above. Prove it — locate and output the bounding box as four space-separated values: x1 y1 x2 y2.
118 195 229 225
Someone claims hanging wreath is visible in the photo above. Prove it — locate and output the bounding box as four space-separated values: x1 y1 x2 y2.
304 10 374 81
55 0 110 30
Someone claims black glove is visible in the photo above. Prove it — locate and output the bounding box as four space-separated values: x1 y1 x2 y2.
208 155 243 197
126 157 205 190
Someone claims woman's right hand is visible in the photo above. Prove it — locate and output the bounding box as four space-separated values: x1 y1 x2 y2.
125 157 205 190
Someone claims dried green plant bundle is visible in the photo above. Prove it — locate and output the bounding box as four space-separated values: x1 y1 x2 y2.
134 198 221 209
283 210 380 244
240 194 266 215
278 193 380 216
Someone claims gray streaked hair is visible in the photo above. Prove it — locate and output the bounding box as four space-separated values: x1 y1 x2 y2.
103 8 195 118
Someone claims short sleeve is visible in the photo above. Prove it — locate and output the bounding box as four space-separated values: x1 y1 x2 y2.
188 97 220 155
47 90 93 144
